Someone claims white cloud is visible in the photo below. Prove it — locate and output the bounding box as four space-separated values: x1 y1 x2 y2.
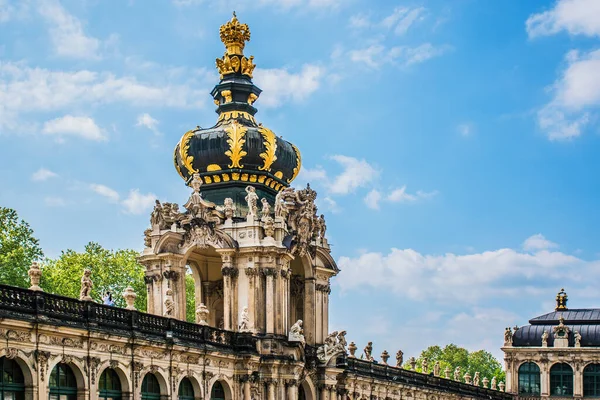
526 0 600 38
42 115 105 141
31 168 58 181
329 155 379 195
38 0 101 59
90 183 120 203
0 62 208 133
348 13 370 29
536 49 600 140
0 0 30 23
44 196 66 207
364 189 382 210
387 185 437 203
349 43 449 69
136 113 160 135
122 189 156 215
253 65 324 108
381 7 426 35
523 233 558 252
457 122 474 137
336 237 598 304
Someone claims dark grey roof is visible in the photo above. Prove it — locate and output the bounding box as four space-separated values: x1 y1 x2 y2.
530 309 600 324
513 309 600 347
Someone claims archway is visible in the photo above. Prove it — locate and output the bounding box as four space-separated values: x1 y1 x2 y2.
0 357 24 400
185 247 226 328
141 374 161 400
289 257 308 327
584 363 600 397
550 363 573 396
298 380 315 400
177 378 194 400
49 364 78 400
518 362 540 395
98 369 122 400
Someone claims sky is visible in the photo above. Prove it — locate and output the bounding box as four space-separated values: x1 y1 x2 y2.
1 0 600 364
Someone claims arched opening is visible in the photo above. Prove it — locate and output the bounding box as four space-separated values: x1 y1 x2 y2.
185 248 225 328
141 374 161 400
518 362 540 395
289 258 306 327
298 380 315 400
209 381 225 400
550 363 573 396
0 357 24 400
584 364 600 397
49 364 77 400
298 384 305 400
177 378 194 400
99 369 122 400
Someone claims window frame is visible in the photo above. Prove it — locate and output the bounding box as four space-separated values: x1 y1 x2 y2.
518 362 541 395
550 363 574 396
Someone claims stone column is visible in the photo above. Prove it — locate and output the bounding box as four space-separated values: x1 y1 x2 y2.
319 385 328 400
329 386 336 400
245 267 258 332
267 380 276 400
541 362 550 396
279 269 290 335
574 363 583 397
220 252 236 330
286 380 298 400
243 379 251 400
264 268 276 334
304 278 316 345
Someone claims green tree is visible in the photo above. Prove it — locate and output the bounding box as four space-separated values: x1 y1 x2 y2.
0 207 44 288
185 271 195 323
410 344 505 382
42 242 146 311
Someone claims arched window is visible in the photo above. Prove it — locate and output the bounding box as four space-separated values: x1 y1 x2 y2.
141 374 161 400
0 357 25 400
298 383 306 400
550 363 573 396
210 381 225 400
99 369 122 400
178 378 194 400
584 364 600 397
49 364 77 400
518 362 540 395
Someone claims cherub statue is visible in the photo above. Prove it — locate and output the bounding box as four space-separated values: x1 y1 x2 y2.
79 268 93 301
575 330 582 347
337 331 347 350
491 376 497 390
434 361 441 377
261 198 271 219
473 372 480 387
454 366 461 381
364 342 373 361
319 214 326 239
245 186 258 218
223 198 235 220
289 320 305 344
238 306 251 332
541 330 549 347
163 289 175 317
409 357 416 370
504 327 513 345
422 358 429 374
396 350 404 367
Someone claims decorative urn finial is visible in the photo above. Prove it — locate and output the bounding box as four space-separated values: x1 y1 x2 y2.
556 288 568 311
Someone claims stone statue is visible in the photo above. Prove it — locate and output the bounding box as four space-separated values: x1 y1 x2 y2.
433 361 440 377
239 306 251 332
337 330 347 350
473 372 480 387
223 198 235 220
541 330 549 347
261 198 271 219
289 320 305 344
363 342 374 362
274 188 291 219
504 327 513 346
317 331 346 363
453 367 461 381
28 261 42 291
422 358 429 374
482 377 489 389
245 186 259 218
143 228 152 247
150 200 164 227
163 289 175 317
396 350 403 368
79 268 93 301
263 216 275 238
348 342 357 358
319 214 326 239
409 357 416 371
491 376 497 390
196 303 209 325
381 350 390 365
444 366 451 379
575 330 582 347
122 287 137 310
463 372 471 384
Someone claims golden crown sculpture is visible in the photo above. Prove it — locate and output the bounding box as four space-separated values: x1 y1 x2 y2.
216 13 256 79
219 12 250 55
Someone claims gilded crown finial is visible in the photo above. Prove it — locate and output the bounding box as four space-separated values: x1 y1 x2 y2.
556 288 568 311
219 12 250 55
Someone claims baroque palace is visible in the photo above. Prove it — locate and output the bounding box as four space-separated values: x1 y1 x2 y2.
0 14 512 400
503 290 600 399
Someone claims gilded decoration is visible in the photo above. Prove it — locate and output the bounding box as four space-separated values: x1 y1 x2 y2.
258 126 278 171
289 144 302 183
224 120 248 168
219 12 250 55
216 53 256 79
178 129 198 175
221 90 232 103
217 110 256 124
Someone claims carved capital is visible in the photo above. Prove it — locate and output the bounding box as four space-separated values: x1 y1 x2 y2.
316 283 331 293
221 266 239 278
245 267 259 277
163 270 179 281
262 267 276 277
280 269 290 279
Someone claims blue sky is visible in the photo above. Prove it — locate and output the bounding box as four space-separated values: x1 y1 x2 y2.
1 0 600 363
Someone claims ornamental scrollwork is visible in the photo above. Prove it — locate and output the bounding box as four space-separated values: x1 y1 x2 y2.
258 126 278 172
224 120 248 169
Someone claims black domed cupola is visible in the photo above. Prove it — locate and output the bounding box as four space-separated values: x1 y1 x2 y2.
174 13 301 208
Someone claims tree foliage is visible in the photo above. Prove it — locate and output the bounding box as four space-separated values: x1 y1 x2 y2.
0 207 44 288
186 271 195 323
409 344 505 382
42 242 147 311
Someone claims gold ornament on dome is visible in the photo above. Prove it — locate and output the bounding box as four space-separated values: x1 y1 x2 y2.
258 126 277 172
289 144 302 183
178 129 198 175
216 53 255 79
219 12 250 55
224 120 248 169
